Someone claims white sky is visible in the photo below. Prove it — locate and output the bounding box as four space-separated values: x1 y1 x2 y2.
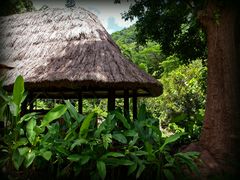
32 0 136 34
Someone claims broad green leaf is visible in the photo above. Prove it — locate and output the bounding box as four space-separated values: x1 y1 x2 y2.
105 159 134 166
145 142 155 160
12 150 24 170
145 142 153 154
41 151 52 161
115 111 131 129
124 130 138 137
128 163 137 175
55 146 70 156
67 154 90 165
47 123 60 135
21 91 28 104
179 151 200 158
112 133 127 144
175 152 200 176
79 112 95 138
70 138 88 150
97 161 106 180
67 154 81 162
34 125 45 135
0 103 8 118
102 152 125 158
163 169 175 180
135 151 148 156
65 100 84 123
138 104 146 121
147 125 162 138
62 111 71 127
64 121 79 141
104 114 117 132
41 104 67 127
9 102 18 117
24 151 35 168
18 147 30 156
94 123 106 138
79 155 90 165
12 75 24 108
160 133 185 151
13 138 28 149
19 112 38 124
129 134 139 147
105 113 115 124
26 118 36 145
136 164 145 178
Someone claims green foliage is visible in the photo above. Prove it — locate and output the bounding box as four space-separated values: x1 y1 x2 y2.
0 76 200 179
0 0 35 16
12 76 25 116
79 112 96 138
41 104 67 127
145 59 206 140
112 25 206 142
112 27 165 78
97 160 106 180
160 133 186 152
111 25 137 44
122 0 207 61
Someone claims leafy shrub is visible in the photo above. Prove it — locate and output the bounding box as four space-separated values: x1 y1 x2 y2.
112 27 165 79
112 26 206 142
145 59 207 141
0 76 200 179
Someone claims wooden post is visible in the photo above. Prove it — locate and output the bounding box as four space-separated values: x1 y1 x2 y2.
132 90 138 120
29 94 34 111
21 97 28 114
124 90 130 119
78 93 83 114
108 90 115 112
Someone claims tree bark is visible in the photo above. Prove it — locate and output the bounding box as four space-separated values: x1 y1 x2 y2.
198 0 240 175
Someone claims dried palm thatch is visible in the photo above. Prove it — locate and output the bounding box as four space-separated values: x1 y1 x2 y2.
0 7 162 98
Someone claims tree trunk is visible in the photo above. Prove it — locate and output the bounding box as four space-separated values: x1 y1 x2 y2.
199 0 240 175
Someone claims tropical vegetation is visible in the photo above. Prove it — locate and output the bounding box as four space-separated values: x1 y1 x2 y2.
112 26 207 143
1 0 239 178
0 76 200 179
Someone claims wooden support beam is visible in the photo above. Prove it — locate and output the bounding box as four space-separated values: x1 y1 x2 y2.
29 94 34 111
108 90 115 112
21 97 28 114
78 93 83 114
133 90 138 120
124 90 130 119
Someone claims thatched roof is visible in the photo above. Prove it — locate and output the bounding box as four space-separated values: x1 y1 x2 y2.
0 7 162 98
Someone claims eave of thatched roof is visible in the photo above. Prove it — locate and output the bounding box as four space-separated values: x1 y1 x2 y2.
0 7 162 98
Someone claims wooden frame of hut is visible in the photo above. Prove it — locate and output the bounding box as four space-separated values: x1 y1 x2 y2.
0 7 162 120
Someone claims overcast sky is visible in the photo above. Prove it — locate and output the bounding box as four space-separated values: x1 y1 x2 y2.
32 0 136 34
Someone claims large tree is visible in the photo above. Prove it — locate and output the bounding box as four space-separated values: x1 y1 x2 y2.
122 0 240 177
121 0 207 62
198 1 240 176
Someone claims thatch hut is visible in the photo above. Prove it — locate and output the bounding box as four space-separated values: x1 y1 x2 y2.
0 7 162 119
